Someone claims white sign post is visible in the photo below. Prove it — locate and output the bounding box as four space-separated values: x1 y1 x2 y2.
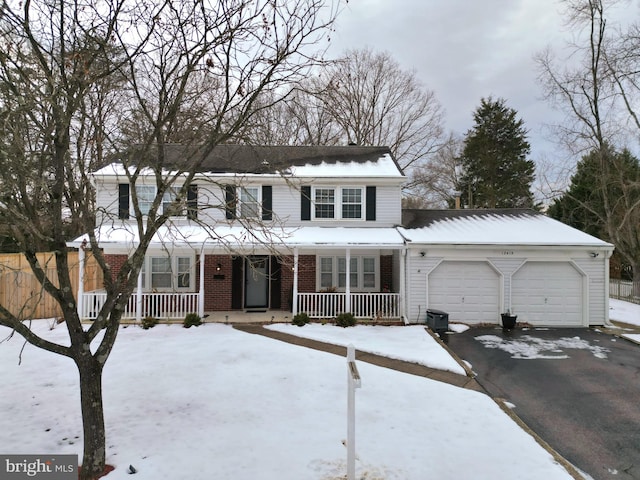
347 344 361 480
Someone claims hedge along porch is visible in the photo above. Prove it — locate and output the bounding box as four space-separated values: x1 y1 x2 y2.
72 224 407 322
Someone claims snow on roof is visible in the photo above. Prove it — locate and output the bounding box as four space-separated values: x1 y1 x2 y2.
70 224 406 250
92 145 405 179
399 210 613 247
288 153 403 178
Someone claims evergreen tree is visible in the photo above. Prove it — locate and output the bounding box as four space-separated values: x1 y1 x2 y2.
458 97 536 208
548 146 640 245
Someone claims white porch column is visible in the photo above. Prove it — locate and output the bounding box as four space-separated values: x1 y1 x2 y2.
345 248 351 313
400 248 407 321
136 267 143 323
198 249 206 317
77 241 85 319
292 248 299 315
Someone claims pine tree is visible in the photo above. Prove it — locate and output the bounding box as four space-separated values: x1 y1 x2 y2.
458 97 535 208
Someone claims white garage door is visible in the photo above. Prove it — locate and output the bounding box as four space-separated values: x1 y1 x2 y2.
511 262 584 326
428 261 500 324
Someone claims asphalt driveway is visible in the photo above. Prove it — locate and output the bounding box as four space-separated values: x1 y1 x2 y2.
445 326 640 480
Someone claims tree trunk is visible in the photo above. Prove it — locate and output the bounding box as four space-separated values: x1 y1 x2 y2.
633 263 640 299
77 354 106 480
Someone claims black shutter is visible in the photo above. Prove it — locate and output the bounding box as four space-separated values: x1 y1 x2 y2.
225 185 236 220
366 186 376 221
270 256 281 309
301 186 311 221
262 185 272 221
187 185 198 220
231 257 243 309
118 184 130 220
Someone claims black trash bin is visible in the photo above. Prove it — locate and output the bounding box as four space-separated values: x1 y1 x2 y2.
426 309 449 332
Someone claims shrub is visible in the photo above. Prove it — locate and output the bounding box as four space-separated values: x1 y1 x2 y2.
291 312 310 327
183 313 202 328
141 316 158 330
336 312 356 328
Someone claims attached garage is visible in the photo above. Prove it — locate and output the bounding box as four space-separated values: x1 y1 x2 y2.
512 261 585 326
401 209 615 327
428 261 500 323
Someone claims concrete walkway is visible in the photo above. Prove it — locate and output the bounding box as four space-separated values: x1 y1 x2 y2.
233 324 484 392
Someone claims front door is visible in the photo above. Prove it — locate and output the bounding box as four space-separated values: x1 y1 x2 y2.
245 256 269 309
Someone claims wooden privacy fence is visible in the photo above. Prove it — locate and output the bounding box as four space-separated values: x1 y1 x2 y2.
0 251 103 320
610 278 640 305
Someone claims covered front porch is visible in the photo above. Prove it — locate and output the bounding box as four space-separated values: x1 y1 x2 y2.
74 225 408 323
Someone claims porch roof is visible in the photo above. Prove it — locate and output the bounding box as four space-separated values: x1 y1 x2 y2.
69 224 406 251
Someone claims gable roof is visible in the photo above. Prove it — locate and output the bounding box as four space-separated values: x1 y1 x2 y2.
162 144 401 174
400 209 613 248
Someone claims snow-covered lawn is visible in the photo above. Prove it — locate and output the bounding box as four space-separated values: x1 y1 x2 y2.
266 323 465 374
0 321 573 480
609 298 640 343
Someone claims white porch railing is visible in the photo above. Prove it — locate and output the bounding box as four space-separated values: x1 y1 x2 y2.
81 292 200 320
297 292 400 319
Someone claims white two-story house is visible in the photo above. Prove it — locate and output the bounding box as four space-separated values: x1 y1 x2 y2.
70 144 615 327
72 145 408 322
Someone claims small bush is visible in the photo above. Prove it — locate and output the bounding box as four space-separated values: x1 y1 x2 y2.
183 313 202 328
141 316 158 330
335 312 356 328
291 312 310 327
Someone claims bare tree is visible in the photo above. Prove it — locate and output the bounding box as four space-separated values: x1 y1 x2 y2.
536 0 640 285
404 134 464 208
316 48 446 172
0 1 339 478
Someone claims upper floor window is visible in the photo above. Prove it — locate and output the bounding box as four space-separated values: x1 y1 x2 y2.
136 185 155 216
239 187 260 218
118 183 197 220
315 188 335 219
312 186 363 220
225 185 272 221
341 188 362 219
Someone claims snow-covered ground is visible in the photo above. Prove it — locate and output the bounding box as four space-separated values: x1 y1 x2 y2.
0 321 573 480
609 298 640 343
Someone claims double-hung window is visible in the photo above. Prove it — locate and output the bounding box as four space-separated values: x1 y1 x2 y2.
141 256 193 291
162 187 184 216
135 185 185 217
135 185 155 216
341 188 362 219
239 187 260 218
312 187 363 220
318 255 378 291
314 188 335 219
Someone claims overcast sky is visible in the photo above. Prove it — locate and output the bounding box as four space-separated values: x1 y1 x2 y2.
325 0 635 172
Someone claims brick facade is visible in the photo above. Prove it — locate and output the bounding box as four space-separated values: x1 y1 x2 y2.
106 252 395 312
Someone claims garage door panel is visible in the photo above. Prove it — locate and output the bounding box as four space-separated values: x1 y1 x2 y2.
512 262 584 326
428 261 500 324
